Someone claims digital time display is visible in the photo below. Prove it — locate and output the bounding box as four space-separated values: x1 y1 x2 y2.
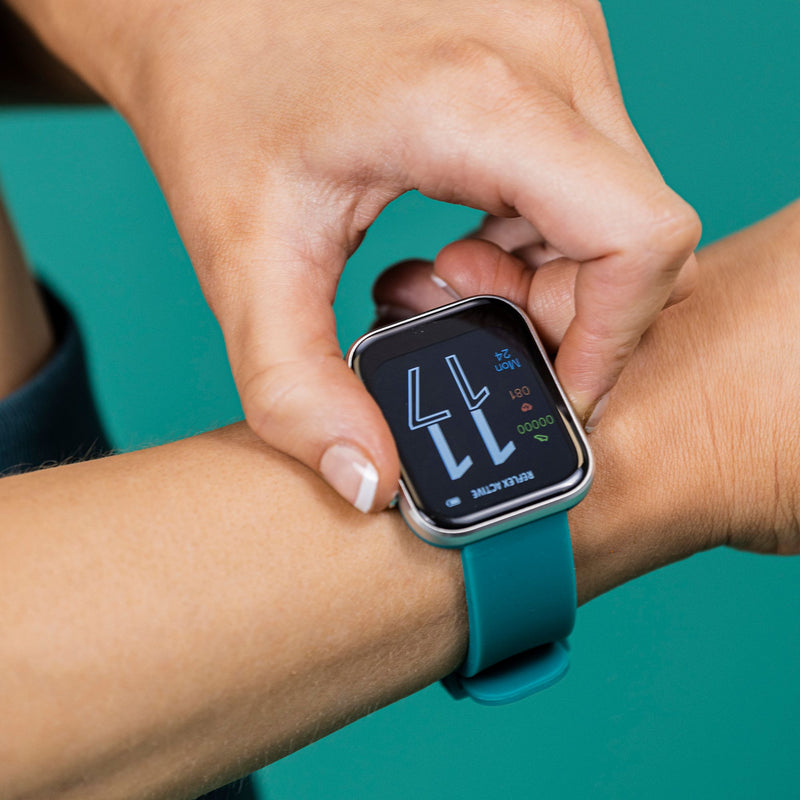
351 297 589 530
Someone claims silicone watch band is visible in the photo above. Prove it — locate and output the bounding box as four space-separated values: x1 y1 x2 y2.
442 512 576 705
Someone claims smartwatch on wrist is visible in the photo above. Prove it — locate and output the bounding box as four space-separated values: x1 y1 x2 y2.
348 295 593 705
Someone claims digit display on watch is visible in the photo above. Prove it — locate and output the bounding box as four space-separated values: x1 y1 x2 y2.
350 296 590 535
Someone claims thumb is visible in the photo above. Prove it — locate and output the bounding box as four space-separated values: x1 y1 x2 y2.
213 236 400 513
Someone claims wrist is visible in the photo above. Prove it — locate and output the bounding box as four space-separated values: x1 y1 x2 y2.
568 297 727 605
570 203 800 601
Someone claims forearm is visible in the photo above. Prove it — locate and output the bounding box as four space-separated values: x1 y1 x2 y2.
0 424 467 800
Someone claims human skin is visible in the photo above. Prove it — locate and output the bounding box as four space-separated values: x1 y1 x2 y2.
0 5 98 104
0 189 53 399
0 202 797 799
4 0 700 513
375 201 800 563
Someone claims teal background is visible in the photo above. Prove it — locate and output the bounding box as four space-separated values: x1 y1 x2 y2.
1 0 799 797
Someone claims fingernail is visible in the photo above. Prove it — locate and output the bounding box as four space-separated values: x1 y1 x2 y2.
320 443 379 513
431 272 462 300
584 392 610 434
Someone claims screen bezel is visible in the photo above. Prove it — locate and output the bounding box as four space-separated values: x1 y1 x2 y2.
348 295 593 546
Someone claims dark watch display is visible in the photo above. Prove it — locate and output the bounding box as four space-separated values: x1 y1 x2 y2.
349 295 590 533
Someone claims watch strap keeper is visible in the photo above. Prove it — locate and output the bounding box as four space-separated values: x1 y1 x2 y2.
444 511 576 705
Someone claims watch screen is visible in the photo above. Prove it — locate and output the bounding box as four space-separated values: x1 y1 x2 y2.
352 297 589 529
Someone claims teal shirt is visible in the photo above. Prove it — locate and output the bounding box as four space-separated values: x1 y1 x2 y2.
0 287 108 475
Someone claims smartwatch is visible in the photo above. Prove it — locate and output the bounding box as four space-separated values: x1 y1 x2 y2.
348 295 593 705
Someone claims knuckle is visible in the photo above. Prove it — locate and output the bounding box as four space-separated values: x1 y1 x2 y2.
416 4 611 118
238 348 357 453
573 313 641 371
240 360 306 444
667 260 698 307
641 196 703 261
240 350 337 438
544 1 594 43
598 332 640 378
429 36 519 91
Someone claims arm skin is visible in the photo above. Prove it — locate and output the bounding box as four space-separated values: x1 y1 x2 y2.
0 191 53 399
1 203 799 800
0 426 468 800
2 0 700 514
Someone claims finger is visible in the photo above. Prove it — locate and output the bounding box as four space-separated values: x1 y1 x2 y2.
512 241 566 269
371 258 453 320
409 91 701 423
434 238 578 353
211 232 400 514
468 217 696 307
473 215 544 252
665 251 699 308
437 235 691 340
468 215 565 269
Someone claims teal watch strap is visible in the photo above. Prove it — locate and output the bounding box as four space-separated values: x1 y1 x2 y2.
443 512 576 705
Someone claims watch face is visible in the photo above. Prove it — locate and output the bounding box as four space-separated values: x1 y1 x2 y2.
350 296 590 532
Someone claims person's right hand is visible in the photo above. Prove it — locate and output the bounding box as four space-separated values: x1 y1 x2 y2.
373 201 800 601
10 0 700 512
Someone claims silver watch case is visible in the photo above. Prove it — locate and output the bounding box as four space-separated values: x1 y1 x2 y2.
347 295 594 549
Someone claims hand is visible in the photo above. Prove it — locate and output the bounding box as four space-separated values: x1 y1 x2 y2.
9 0 700 511
374 201 800 600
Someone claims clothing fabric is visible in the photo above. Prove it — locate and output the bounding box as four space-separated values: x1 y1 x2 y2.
0 287 108 473
0 287 256 800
